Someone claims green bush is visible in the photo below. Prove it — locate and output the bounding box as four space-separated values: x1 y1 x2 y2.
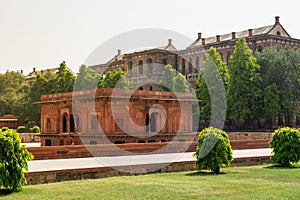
0 129 34 191
193 127 233 174
1 127 9 132
30 126 40 133
269 127 300 167
16 126 28 133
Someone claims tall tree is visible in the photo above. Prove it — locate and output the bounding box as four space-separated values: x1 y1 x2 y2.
173 73 189 93
227 38 262 122
51 61 76 94
255 48 300 124
99 68 132 89
196 47 229 120
74 64 100 91
159 64 176 92
0 71 27 116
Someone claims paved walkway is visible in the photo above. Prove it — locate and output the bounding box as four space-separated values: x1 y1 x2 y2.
28 148 272 173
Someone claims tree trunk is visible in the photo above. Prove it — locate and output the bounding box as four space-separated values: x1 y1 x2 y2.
215 166 220 174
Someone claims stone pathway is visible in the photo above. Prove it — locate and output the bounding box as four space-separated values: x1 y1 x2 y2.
28 148 272 173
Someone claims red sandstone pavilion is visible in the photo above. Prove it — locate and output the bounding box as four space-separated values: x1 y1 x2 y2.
36 88 197 146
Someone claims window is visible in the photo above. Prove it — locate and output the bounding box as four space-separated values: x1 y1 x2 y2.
226 52 231 65
70 114 74 132
277 31 281 36
182 59 186 75
147 58 152 74
128 62 133 76
63 114 68 133
188 58 193 73
45 139 51 146
46 118 51 132
195 56 200 70
138 60 143 75
162 58 168 66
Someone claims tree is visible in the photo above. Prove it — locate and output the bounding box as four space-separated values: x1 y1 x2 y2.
255 48 300 125
227 38 262 122
193 127 233 174
159 64 176 92
0 129 34 191
196 47 229 120
74 64 101 91
172 73 189 93
51 61 76 94
269 127 300 167
100 68 132 89
0 71 27 116
12 72 56 125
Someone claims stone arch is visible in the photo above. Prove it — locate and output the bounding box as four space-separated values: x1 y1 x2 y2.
70 114 75 132
62 113 68 133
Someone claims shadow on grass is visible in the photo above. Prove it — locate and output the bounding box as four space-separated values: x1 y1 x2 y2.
185 171 227 177
264 164 300 169
0 189 14 196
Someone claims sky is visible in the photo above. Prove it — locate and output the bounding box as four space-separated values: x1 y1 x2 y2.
1 0 300 75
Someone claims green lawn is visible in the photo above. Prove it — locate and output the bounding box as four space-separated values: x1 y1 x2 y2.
1 164 300 200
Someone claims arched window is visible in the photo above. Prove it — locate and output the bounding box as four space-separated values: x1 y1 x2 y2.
226 52 231 65
138 60 143 75
162 58 168 66
128 62 133 76
147 58 153 74
70 114 74 132
257 46 263 52
182 59 186 75
188 58 193 73
277 31 281 36
149 86 153 91
139 87 143 90
45 139 52 146
63 114 68 133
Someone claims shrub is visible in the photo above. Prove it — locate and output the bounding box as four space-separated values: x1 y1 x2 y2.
269 127 300 167
1 127 9 132
193 127 233 174
16 126 28 133
0 129 34 191
30 126 40 133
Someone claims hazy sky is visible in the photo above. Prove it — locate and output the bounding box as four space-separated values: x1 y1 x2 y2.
1 0 299 75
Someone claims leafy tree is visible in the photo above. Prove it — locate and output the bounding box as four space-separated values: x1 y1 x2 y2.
0 71 27 116
263 83 281 119
196 47 229 120
269 127 300 167
172 73 189 93
227 38 262 122
255 48 300 125
193 127 233 174
0 129 34 191
159 64 176 92
74 64 101 91
51 61 76 94
100 68 132 89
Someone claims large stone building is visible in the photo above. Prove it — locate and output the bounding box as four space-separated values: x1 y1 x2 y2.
37 88 196 146
90 16 300 89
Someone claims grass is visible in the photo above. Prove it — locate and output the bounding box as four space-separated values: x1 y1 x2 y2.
1 164 300 200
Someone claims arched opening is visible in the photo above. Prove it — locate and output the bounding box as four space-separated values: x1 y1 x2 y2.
149 86 153 91
138 60 143 75
139 87 143 90
114 141 125 144
162 58 168 65
150 112 157 132
138 140 146 143
257 46 263 52
63 114 68 133
147 58 153 74
145 113 150 133
45 139 52 146
160 139 166 143
70 114 75 132
277 31 281 36
188 58 193 73
128 62 133 76
226 52 231 65
181 59 186 75
148 140 156 143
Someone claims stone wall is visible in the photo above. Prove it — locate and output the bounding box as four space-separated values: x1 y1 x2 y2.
19 133 41 143
26 156 271 185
